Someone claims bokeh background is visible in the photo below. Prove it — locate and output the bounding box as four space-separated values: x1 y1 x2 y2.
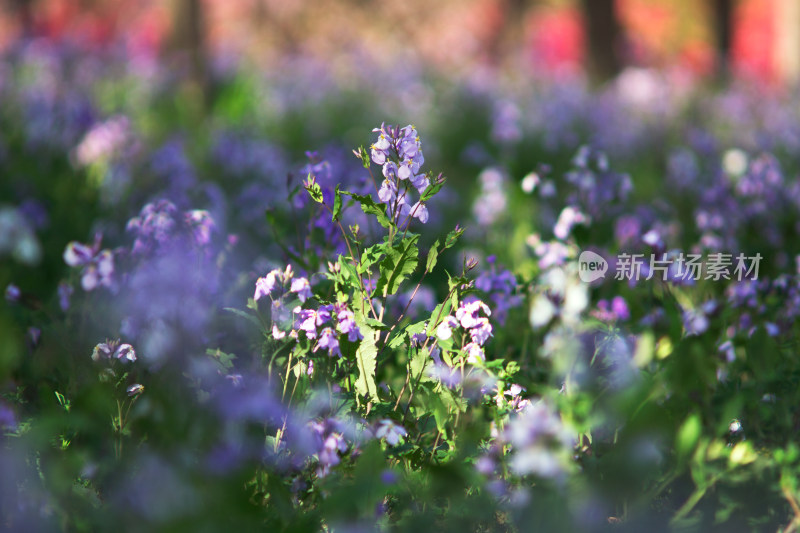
1 0 797 85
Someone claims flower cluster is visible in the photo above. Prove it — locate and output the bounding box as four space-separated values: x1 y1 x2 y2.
91 339 137 363
72 115 134 167
63 234 115 291
309 418 350 477
254 266 363 358
475 256 522 325
501 400 576 479
126 200 215 255
370 124 430 224
436 299 493 363
295 302 363 357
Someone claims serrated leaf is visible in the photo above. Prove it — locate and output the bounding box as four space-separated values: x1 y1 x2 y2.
364 317 388 330
347 192 391 229
355 328 380 401
359 242 387 274
426 239 440 272
376 235 419 297
409 345 430 382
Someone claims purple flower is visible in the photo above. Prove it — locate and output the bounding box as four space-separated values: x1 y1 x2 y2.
63 235 115 291
316 327 342 358
126 383 144 397
378 179 396 203
91 342 114 362
375 419 407 446
410 201 429 224
254 269 282 301
464 342 485 364
611 296 630 321
115 344 137 363
185 210 215 247
290 277 313 303
58 281 73 311
336 305 363 342
436 315 459 340
456 300 492 329
4 283 20 303
553 206 589 240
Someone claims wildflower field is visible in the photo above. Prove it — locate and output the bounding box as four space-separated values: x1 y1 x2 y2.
5 40 800 532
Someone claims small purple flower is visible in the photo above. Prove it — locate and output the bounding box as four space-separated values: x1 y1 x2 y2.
469 318 493 346
410 201 429 224
375 419 407 446
611 296 630 321
378 179 397 203
316 327 342 358
126 383 144 397
63 235 115 291
456 300 492 329
185 210 215 246
290 277 313 303
336 306 363 342
464 342 485 364
5 283 20 303
92 342 115 362
58 281 73 311
115 343 137 363
436 315 459 340
0 402 17 431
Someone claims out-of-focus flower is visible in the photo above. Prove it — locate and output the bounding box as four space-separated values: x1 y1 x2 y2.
73 115 133 166
472 167 508 227
553 206 590 240
503 400 575 479
4 283 20 303
63 234 115 291
126 384 144 397
58 281 73 311
0 207 42 265
375 419 407 446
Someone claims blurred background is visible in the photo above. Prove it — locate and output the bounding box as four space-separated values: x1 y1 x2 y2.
1 0 798 86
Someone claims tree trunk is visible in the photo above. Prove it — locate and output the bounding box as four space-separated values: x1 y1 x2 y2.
167 0 208 108
711 0 734 79
580 0 623 82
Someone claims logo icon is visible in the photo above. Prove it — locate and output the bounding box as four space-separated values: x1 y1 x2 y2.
578 250 608 283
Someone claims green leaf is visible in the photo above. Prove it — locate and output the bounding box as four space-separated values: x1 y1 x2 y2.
444 225 464 249
409 345 430 382
676 413 702 463
357 146 372 170
426 239 440 272
332 184 343 221
420 176 445 201
376 235 419 297
359 242 387 274
304 174 324 203
206 348 237 370
347 192 391 229
355 328 380 401
426 300 454 336
223 307 262 329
